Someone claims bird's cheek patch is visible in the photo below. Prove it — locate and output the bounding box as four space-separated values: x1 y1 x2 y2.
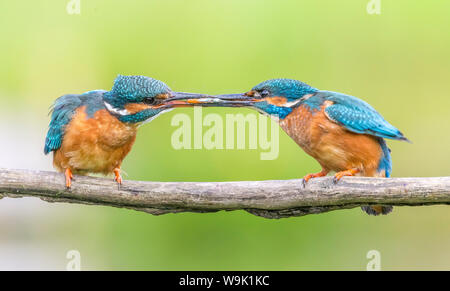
264 97 288 106
124 103 152 114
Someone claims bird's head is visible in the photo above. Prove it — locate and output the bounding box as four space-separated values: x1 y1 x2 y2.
246 79 318 101
165 78 319 119
103 75 208 123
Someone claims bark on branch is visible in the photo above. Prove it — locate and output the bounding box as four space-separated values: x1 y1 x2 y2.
0 168 449 219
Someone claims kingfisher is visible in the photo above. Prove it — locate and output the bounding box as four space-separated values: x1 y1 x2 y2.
168 79 410 216
44 75 205 188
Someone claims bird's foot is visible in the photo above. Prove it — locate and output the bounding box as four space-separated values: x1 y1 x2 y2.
301 169 329 187
333 168 360 184
113 168 123 189
65 168 73 189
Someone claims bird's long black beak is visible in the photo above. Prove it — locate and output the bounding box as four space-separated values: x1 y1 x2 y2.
163 92 256 108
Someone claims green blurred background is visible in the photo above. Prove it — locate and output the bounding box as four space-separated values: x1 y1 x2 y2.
0 0 449 270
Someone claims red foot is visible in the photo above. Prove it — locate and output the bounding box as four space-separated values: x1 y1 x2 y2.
333 168 360 184
65 168 73 189
113 168 122 187
302 169 329 187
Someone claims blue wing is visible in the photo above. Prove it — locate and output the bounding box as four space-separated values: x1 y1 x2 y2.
317 91 408 141
44 90 107 154
44 94 83 154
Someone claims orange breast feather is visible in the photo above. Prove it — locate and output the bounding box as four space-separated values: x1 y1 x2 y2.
280 104 383 176
53 107 137 175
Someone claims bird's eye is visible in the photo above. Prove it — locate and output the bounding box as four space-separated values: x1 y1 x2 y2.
143 97 156 105
260 89 270 97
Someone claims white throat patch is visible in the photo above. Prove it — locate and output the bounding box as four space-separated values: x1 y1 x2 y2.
284 99 303 108
104 101 130 116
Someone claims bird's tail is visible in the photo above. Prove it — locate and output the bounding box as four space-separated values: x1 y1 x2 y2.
361 138 393 216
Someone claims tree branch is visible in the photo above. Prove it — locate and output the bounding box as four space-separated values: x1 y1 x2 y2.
0 168 449 219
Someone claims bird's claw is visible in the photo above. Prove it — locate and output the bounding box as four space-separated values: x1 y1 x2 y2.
332 176 339 184
332 169 359 185
301 170 329 188
301 178 307 188
113 168 123 190
114 176 122 190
